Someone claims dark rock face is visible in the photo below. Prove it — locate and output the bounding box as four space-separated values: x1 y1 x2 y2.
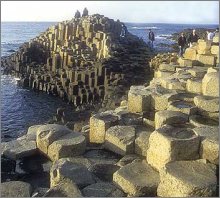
1 13 152 109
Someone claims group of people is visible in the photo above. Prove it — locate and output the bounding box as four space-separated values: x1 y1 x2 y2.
178 28 219 57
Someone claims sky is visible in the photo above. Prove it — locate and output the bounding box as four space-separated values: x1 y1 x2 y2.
1 1 219 24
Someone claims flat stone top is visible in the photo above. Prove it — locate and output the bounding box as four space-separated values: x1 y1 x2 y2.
93 111 118 122
156 110 188 120
157 125 197 140
106 125 135 143
115 161 160 186
193 126 219 142
169 100 194 109
164 161 216 187
190 115 219 127
50 132 85 145
129 86 151 96
194 95 219 102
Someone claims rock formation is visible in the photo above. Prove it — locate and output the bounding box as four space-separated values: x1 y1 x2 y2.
1 12 219 198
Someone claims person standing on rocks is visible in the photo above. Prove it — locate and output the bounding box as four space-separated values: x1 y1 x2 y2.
148 29 155 49
120 23 127 39
178 33 187 57
187 29 199 47
214 27 219 36
207 31 215 41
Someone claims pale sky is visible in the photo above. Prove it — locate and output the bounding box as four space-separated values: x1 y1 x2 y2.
1 1 219 24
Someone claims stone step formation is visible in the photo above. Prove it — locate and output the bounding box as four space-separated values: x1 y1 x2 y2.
1 10 152 108
2 35 219 197
1 12 219 197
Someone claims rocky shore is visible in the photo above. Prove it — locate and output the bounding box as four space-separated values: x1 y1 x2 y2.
1 11 219 197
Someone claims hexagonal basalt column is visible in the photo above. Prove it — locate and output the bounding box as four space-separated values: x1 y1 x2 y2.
167 100 197 115
104 125 136 156
128 86 151 113
146 125 200 170
157 161 217 197
89 111 119 144
155 110 188 129
193 126 219 165
202 72 219 97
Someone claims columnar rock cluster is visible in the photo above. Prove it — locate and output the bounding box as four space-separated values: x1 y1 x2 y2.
1 12 151 107
2 35 219 197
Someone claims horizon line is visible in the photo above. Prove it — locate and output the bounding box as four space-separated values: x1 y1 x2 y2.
1 21 219 25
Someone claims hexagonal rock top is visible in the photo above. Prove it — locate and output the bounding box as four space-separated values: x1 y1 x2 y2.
50 158 96 189
113 161 160 196
155 110 188 129
47 132 86 161
147 125 200 170
193 126 219 165
104 125 136 156
202 72 219 97
36 124 72 155
157 161 217 197
90 111 119 144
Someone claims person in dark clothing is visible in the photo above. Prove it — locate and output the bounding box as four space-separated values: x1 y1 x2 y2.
187 29 199 47
120 23 127 39
178 33 187 57
148 29 155 48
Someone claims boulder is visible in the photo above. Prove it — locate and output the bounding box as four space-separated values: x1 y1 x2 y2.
193 126 219 165
47 132 86 161
186 78 202 94
187 67 207 78
104 125 136 156
157 161 217 197
118 112 143 125
167 100 197 115
213 35 219 43
36 124 72 155
1 139 37 160
89 111 118 144
1 181 33 197
44 179 82 197
26 124 42 140
194 95 219 112
154 70 174 78
127 86 151 113
147 125 200 170
155 110 188 129
1 156 16 173
50 158 95 188
202 72 219 97
197 40 211 51
82 182 125 197
113 161 160 196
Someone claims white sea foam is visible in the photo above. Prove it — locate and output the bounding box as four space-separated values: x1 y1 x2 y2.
131 26 159 30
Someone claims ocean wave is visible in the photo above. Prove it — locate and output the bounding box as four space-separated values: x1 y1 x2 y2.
130 26 159 30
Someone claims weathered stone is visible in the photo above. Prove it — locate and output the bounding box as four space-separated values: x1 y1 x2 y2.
113 161 160 196
154 70 174 78
187 67 207 78
116 154 141 167
128 86 151 113
213 35 219 43
1 139 37 160
147 125 200 170
207 67 219 73
178 57 193 67
197 40 211 51
155 110 188 129
36 124 72 155
26 124 42 140
89 111 118 144
47 132 86 161
202 72 219 97
189 115 219 127
44 179 82 197
167 100 197 115
194 95 219 112
159 63 176 72
50 158 95 188
135 130 152 156
157 161 217 197
184 47 197 60
1 181 33 197
193 126 219 165
1 156 16 173
119 112 143 125
186 78 202 94
211 45 219 55
104 125 136 156
197 54 216 65
82 182 125 197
